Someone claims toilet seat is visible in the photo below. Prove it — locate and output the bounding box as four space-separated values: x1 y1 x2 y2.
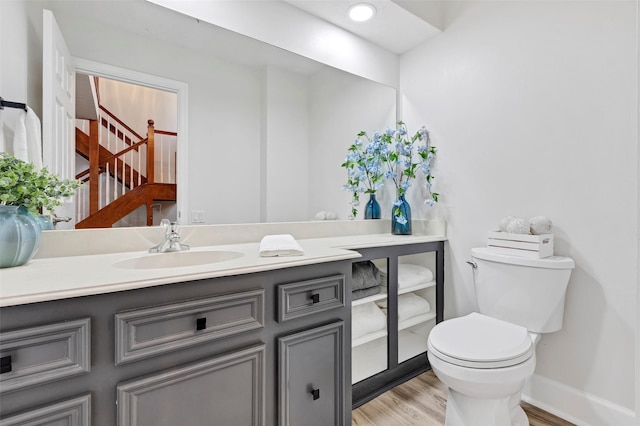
428 313 534 369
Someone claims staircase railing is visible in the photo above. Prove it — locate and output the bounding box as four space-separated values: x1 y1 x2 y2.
75 108 177 224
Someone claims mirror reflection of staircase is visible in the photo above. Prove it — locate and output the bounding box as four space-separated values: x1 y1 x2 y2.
74 76 177 228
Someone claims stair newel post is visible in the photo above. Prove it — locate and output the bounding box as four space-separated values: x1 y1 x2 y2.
147 119 155 184
89 120 99 214
146 119 155 226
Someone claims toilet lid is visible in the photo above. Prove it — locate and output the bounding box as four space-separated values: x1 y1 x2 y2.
428 313 534 369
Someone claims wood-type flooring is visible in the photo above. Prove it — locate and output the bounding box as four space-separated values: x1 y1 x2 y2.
352 371 575 426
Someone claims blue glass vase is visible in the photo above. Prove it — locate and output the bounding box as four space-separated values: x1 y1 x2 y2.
0 205 41 268
364 194 381 219
391 194 412 235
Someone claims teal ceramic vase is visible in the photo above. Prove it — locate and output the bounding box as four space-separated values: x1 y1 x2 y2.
0 205 41 268
34 214 54 230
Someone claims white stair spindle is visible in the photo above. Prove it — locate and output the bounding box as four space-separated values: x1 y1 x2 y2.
138 144 142 186
105 121 110 207
129 148 134 190
114 124 119 201
159 134 164 183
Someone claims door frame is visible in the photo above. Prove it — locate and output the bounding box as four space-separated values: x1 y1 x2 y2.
74 58 189 225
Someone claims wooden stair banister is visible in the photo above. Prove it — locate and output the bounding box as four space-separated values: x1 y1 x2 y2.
75 128 147 187
99 105 145 145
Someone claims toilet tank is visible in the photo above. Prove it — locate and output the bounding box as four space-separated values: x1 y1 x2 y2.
471 248 575 333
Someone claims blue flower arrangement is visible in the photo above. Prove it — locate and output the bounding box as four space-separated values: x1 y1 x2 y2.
342 121 439 221
341 130 388 217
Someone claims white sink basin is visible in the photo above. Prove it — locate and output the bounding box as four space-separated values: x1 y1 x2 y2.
113 250 244 269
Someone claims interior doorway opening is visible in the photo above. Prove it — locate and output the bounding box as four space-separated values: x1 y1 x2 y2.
74 74 180 228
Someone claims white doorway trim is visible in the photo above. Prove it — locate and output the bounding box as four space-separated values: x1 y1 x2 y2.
74 58 189 225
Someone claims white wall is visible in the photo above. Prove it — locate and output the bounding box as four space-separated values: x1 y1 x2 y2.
400 1 638 423
98 79 177 136
263 67 310 222
308 67 397 220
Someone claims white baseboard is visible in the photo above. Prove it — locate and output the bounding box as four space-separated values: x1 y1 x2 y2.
522 373 636 426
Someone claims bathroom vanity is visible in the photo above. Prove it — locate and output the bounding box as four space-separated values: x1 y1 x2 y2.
0 220 446 425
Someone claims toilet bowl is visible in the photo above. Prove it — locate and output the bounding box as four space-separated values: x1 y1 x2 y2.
427 248 575 426
427 313 537 426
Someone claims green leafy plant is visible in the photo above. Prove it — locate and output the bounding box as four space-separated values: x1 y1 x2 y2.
0 153 82 215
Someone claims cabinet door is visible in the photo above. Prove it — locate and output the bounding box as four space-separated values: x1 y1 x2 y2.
0 394 90 426
278 322 344 426
117 344 265 426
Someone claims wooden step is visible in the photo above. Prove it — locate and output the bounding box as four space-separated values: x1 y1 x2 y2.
76 183 176 229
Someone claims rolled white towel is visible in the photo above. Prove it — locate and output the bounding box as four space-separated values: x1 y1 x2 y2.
498 216 516 232
529 216 552 235
352 302 386 340
506 217 530 234
315 210 337 220
258 234 304 257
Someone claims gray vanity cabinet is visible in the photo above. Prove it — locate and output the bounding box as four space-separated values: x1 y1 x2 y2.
0 260 352 426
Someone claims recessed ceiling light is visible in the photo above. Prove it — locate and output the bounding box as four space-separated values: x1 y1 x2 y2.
348 3 376 22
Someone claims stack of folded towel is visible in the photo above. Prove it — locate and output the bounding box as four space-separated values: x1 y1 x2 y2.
351 261 383 301
376 293 431 321
377 263 434 290
397 264 434 289
352 302 386 340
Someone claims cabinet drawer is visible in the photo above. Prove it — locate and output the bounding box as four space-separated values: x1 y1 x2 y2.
277 275 345 322
0 318 91 394
117 344 265 426
115 289 264 365
278 321 345 426
0 393 91 426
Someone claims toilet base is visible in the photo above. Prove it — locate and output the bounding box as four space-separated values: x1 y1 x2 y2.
427 349 536 426
445 389 529 426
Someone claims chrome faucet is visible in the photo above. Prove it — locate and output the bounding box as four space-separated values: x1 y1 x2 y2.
149 219 190 253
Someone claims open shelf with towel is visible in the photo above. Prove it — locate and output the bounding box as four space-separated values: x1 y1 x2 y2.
351 241 444 408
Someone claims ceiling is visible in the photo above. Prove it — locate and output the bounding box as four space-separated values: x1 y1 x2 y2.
282 0 442 54
71 0 443 118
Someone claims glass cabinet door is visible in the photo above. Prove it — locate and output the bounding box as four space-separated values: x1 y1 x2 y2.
396 253 437 363
351 258 388 384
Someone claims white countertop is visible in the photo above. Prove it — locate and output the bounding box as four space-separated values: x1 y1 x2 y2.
0 222 446 307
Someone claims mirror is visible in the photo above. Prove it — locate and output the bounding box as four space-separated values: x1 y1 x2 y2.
22 0 397 225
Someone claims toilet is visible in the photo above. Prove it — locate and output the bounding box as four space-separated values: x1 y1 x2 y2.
427 247 575 426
